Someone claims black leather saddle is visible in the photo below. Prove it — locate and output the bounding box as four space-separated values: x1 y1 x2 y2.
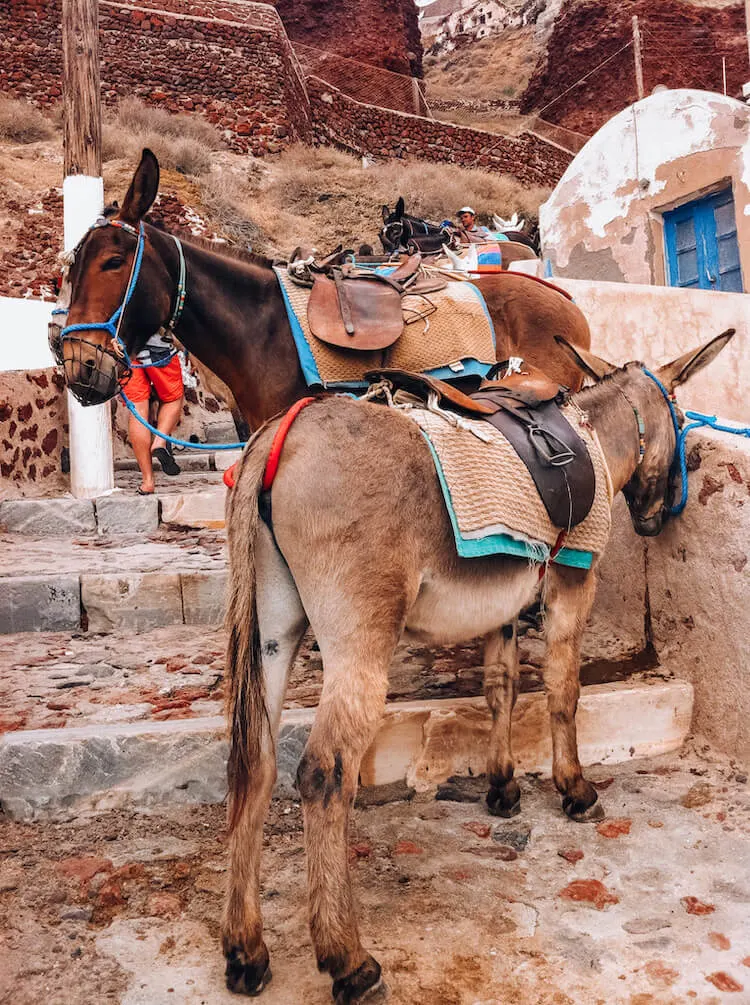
365 366 596 530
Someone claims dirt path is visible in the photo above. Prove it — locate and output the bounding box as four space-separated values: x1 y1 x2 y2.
1 746 748 1005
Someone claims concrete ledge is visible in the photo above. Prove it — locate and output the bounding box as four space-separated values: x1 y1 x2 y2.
81 573 184 632
95 494 159 535
160 488 225 529
0 679 693 820
0 575 80 633
181 570 227 624
0 498 96 536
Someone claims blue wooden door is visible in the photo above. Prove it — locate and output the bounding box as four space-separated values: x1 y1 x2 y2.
664 190 743 293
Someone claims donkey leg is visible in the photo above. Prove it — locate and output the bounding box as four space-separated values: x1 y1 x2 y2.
297 661 390 1005
543 565 602 822
484 621 522 817
223 524 308 995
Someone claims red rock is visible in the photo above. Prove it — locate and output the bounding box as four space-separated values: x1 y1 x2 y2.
644 960 679 986
462 821 491 839
165 659 188 673
558 848 584 863
706 972 743 992
742 957 750 967
173 862 191 879
708 932 731 950
57 856 113 886
96 878 125 907
647 820 664 828
111 862 146 882
681 896 715 916
146 893 182 919
559 879 619 910
593 777 615 790
596 818 632 838
393 840 422 855
348 842 372 861
492 845 518 862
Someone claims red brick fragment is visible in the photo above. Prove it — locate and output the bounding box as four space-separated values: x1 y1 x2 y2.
348 842 372 862
708 932 731 950
596 818 632 838
462 821 491 839
57 856 113 886
681 896 715 916
742 957 750 967
393 840 422 855
559 879 618 910
706 972 743 992
558 848 584 863
146 893 182 918
644 960 679 987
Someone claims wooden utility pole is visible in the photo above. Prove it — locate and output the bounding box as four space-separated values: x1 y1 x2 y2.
61 0 113 499
632 15 645 101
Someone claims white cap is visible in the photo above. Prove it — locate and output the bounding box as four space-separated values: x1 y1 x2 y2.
457 206 476 215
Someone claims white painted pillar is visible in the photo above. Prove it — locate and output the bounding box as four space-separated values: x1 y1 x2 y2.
63 173 115 499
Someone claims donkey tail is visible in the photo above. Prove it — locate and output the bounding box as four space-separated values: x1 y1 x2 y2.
224 423 276 832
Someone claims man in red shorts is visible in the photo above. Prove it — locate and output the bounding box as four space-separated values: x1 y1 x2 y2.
121 332 184 495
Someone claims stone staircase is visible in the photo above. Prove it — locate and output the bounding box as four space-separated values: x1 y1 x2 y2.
0 484 695 821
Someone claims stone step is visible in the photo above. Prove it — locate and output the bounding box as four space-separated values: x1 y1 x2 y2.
0 678 693 820
0 485 229 537
0 532 227 634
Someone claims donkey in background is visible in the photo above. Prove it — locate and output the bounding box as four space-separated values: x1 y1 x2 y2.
221 332 733 1001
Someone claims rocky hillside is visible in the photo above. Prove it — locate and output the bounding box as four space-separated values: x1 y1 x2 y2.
424 0 747 137
522 0 748 133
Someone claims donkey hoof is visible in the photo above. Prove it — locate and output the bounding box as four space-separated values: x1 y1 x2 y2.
332 955 386 1005
563 794 604 823
225 944 272 997
486 780 521 818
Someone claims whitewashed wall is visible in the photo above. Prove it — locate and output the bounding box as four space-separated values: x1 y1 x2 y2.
0 297 55 371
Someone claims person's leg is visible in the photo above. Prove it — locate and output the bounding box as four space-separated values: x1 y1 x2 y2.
147 357 184 476
129 399 156 494
151 397 184 452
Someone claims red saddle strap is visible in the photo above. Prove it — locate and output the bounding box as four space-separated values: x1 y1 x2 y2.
507 271 574 302
538 529 568 581
223 396 317 491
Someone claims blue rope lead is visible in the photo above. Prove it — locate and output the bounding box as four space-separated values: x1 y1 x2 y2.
119 388 246 450
642 367 750 516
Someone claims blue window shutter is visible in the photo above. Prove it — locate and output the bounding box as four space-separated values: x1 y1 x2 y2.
664 190 743 292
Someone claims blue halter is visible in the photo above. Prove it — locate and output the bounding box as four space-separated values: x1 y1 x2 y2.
58 218 186 370
642 367 750 516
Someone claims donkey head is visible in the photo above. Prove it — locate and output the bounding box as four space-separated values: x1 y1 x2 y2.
380 197 407 251
61 149 173 404
558 330 735 536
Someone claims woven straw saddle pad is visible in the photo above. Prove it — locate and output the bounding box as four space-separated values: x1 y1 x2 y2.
405 401 614 560
275 267 496 386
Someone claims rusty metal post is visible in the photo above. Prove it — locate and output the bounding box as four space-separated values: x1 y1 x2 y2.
632 15 645 101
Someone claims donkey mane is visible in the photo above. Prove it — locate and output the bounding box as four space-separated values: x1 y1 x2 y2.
103 202 276 271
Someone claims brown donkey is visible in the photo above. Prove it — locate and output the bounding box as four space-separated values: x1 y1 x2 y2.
222 331 734 1002
55 149 592 424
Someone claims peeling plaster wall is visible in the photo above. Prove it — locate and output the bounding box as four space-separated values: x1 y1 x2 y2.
554 278 750 423
540 89 750 289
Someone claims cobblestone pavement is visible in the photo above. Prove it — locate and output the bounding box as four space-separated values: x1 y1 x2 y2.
0 746 748 1005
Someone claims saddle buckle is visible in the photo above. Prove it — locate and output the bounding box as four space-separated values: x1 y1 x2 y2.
528 424 576 467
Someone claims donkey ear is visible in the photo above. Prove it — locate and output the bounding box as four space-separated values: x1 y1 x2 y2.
395 196 405 218
554 336 617 382
118 148 160 225
656 328 735 391
382 204 390 222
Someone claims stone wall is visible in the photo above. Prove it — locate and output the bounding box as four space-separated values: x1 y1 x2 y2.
0 369 69 497
1 0 313 155
307 76 572 187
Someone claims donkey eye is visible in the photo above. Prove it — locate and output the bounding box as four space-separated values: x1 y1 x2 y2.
102 256 124 271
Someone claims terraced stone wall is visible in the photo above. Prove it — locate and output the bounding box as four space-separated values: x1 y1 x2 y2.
307 76 572 187
1 0 313 155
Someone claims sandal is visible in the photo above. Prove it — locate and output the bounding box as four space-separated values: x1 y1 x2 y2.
137 487 155 496
152 446 181 476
